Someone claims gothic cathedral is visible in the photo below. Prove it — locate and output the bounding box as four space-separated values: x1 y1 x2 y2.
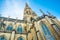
0 3 60 40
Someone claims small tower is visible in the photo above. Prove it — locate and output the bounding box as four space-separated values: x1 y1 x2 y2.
23 3 32 22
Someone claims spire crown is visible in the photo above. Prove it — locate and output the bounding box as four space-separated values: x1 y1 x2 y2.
26 3 29 7
25 3 30 9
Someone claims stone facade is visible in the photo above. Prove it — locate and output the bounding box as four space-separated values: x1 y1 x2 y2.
0 3 60 40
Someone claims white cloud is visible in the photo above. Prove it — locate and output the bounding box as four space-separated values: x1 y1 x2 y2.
2 0 25 20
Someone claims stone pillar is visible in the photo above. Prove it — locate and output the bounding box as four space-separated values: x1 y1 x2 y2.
53 25 60 36
11 31 15 40
52 25 60 40
52 18 60 26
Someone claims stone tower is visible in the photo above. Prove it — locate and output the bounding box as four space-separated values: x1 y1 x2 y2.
23 3 37 22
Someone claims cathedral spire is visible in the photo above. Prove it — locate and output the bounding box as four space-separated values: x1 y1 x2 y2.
26 3 29 7
25 3 30 9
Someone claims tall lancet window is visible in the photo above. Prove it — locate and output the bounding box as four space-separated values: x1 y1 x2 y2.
41 22 55 40
17 25 23 33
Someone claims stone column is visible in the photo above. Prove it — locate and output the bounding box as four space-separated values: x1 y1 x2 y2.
52 25 60 37
11 31 15 40
52 18 60 26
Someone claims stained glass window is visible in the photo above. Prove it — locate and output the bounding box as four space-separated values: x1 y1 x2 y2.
0 36 6 40
17 26 23 33
6 25 13 32
18 36 23 40
41 23 55 40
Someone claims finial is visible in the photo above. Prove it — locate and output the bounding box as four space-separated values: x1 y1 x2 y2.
26 3 29 7
14 17 18 24
8 16 10 18
47 11 51 16
25 2 30 9
16 17 18 21
7 16 10 20
40 9 45 15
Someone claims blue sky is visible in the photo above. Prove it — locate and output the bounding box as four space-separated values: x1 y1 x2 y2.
0 0 60 20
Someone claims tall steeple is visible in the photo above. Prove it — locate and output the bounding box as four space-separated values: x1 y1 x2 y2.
24 2 31 15
25 0 29 8
26 3 29 7
23 2 37 22
25 3 31 10
23 3 32 22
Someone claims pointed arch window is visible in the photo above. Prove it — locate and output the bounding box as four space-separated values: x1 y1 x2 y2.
18 36 23 40
6 24 13 32
0 36 6 40
17 25 23 33
41 22 55 40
